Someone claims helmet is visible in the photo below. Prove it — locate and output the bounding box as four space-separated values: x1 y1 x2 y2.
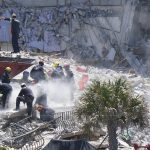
12 13 16 18
21 83 26 88
52 62 59 68
63 64 70 70
5 67 11 72
39 61 44 66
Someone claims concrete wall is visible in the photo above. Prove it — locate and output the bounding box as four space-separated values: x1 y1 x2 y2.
0 2 123 58
2 0 148 64
11 0 123 7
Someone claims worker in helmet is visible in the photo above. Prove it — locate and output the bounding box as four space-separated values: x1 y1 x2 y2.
63 64 75 101
30 61 47 82
20 71 32 84
34 84 47 107
0 83 12 108
35 103 56 128
14 83 34 116
1 67 12 84
63 64 74 83
52 62 59 68
51 62 64 80
0 13 20 53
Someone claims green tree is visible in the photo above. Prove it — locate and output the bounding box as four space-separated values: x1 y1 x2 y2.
76 78 148 150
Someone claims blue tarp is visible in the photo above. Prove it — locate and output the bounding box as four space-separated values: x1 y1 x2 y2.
43 139 96 150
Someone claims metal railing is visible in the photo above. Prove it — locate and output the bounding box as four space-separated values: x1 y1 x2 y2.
0 110 79 149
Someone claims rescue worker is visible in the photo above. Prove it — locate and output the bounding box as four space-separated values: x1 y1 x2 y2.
1 67 11 84
51 62 64 80
30 61 46 82
63 64 74 83
63 64 75 101
1 13 20 53
20 71 31 84
35 104 56 128
0 83 12 108
34 84 47 107
14 83 34 116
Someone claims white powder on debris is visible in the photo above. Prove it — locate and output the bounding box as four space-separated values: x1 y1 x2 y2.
0 53 150 147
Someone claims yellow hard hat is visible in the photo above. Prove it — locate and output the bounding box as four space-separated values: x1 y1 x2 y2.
52 62 59 68
5 67 11 72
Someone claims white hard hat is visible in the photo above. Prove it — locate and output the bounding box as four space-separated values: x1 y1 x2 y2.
21 83 26 88
12 13 17 17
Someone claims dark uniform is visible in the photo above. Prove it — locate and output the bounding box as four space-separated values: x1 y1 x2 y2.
64 69 74 83
20 71 31 84
0 83 12 108
51 66 64 80
30 65 46 82
15 86 34 116
40 107 55 122
35 93 47 107
64 66 75 101
4 16 20 53
1 71 11 83
36 106 56 128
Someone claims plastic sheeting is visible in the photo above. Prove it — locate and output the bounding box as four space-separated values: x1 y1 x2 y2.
43 139 96 150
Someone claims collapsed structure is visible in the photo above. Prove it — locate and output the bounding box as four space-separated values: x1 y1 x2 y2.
0 0 150 149
0 0 150 75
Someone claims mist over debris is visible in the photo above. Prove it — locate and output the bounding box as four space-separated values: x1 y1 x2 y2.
0 0 150 149
6 80 74 112
0 55 150 147
34 81 75 110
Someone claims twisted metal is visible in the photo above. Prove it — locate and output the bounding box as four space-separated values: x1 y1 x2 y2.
0 110 79 149
1 116 44 150
54 111 80 140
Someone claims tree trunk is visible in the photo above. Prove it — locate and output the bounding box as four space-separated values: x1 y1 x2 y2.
107 119 118 150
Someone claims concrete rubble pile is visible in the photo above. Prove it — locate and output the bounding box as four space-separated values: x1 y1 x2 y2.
0 0 150 149
0 52 149 149
0 108 81 150
0 52 121 149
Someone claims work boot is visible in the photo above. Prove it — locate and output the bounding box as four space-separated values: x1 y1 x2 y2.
13 108 19 111
11 51 19 53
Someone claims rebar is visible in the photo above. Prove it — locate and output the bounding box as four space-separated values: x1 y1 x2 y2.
0 110 79 149
1 116 44 150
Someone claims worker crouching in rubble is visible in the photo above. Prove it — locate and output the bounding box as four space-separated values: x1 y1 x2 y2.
0 83 12 108
30 61 47 83
35 84 47 107
34 84 56 128
35 104 56 128
14 83 34 116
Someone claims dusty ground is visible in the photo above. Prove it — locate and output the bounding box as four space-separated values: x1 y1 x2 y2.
0 50 150 149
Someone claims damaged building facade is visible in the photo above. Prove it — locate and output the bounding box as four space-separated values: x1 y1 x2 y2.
0 0 150 73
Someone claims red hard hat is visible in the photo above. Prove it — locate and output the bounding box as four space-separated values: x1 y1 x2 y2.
63 64 70 69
